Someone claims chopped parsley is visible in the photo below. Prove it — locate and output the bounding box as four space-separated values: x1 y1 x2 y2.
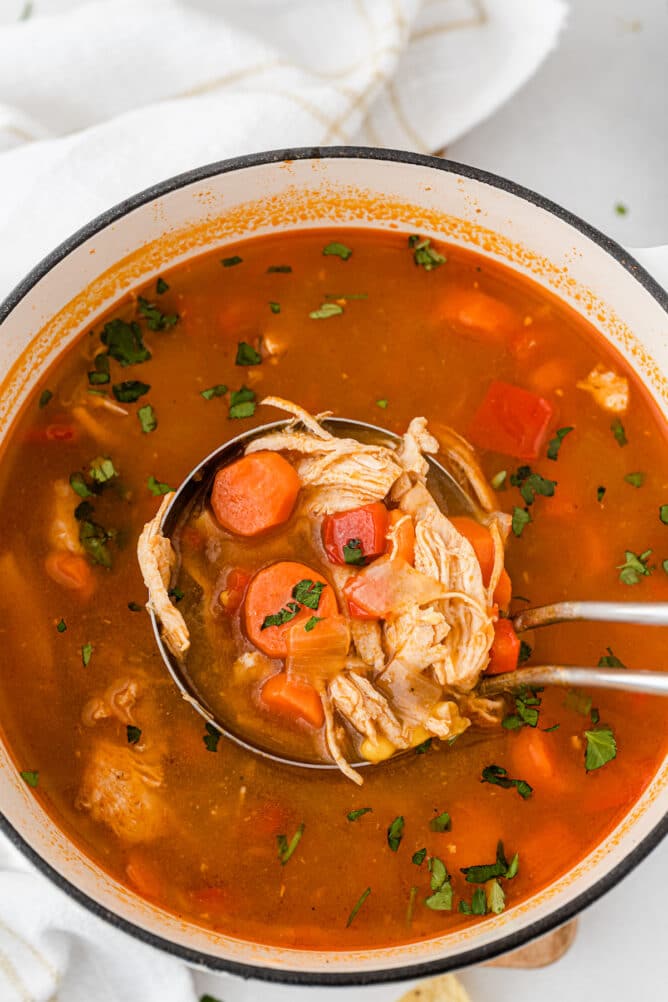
309 302 344 320
138 403 157 433
169 587 184 603
347 807 372 822
615 202 629 216
564 688 592 716
502 684 542 730
267 264 292 273
221 255 243 268
546 426 574 461
346 886 371 926
229 386 256 419
291 579 325 610
38 389 53 408
156 277 169 294
56 618 67 633
663 559 668 575
624 472 646 488
80 518 114 568
487 878 506 914
269 301 281 314
510 465 557 505
408 234 446 270
101 318 151 366
598 647 627 669
89 456 118 484
459 887 487 915
201 384 228 400
597 485 607 503
491 470 507 490
387 815 404 852
323 241 352 261
126 725 141 745
69 471 95 499
425 856 453 911
611 418 628 447
235 341 262 366
81 642 93 667
137 296 178 331
277 822 305 865
518 640 532 664
147 475 173 496
20 770 39 788
376 398 389 409
304 616 322 631
461 841 518 883
343 538 365 565
128 602 143 612
203 722 221 752
511 506 531 537
660 504 668 524
412 848 427 865
261 602 300 630
112 380 150 403
584 725 617 771
414 737 432 754
88 353 110 385
429 811 451 833
481 764 533 799
617 548 653 585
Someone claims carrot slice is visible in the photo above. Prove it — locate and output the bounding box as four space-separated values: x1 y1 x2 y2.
493 567 512 610
449 517 495 585
468 381 554 459
244 560 338 657
322 502 389 566
439 287 520 342
385 510 415 565
45 551 95 598
486 618 520 675
211 451 300 536
261 672 325 728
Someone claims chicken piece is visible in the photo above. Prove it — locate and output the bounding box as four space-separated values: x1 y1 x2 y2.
457 692 506 728
329 672 407 748
350 619 386 670
50 478 83 554
82 677 141 727
137 494 190 659
383 605 450 670
395 417 439 481
321 689 363 785
576 364 629 413
76 739 168 844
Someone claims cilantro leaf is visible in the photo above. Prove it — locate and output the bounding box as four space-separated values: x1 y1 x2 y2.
408 234 446 270
203 722 221 752
491 470 507 490
269 301 281 314
346 886 371 926
80 520 113 568
461 841 512 883
518 640 532 664
81 642 93 667
343 538 365 565
201 384 228 400
221 255 243 267
309 302 344 320
481 764 533 799
512 506 531 537
660 504 668 524
584 725 617 771
235 341 262 366
88 353 110 385
126 725 141 745
277 822 305 865
414 737 432 754
428 856 448 890
502 684 542 730
229 386 256 419
611 418 628 447
347 807 372 822
412 848 427 865
304 615 322 631
89 456 118 484
147 475 173 496
69 471 95 499
56 618 67 633
137 296 178 331
387 815 404 851
127 602 143 612
20 770 39 787
267 265 292 273
101 318 151 366
624 472 646 488
112 380 150 403
425 884 453 911
39 389 53 408
429 811 451 833
156 277 169 294
547 426 574 461
169 586 184 603
617 548 653 585
376 398 389 409
564 688 592 716
323 241 352 261
511 467 556 505
598 647 627 669
615 202 629 216
291 579 325 610
597 485 607 503
138 404 157 433
261 601 300 630
487 878 505 914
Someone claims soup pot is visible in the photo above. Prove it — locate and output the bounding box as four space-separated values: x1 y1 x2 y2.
0 148 666 988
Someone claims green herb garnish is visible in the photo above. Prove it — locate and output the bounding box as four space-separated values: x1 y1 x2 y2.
481 764 532 799
376 398 389 409
292 579 325 610
518 640 532 664
346 886 371 926
277 822 305 865
126 725 141 745
343 538 365 565
387 815 404 852
412 848 427 865
229 386 256 419
101 318 151 366
491 470 507 490
112 380 150 403
20 770 39 788
156 277 169 294
408 234 446 270
617 548 653 585
459 887 487 915
502 684 542 730
69 471 95 499
512 506 531 537
323 241 352 261
461 841 517 883
222 255 243 268
137 296 178 331
261 602 301 630
598 647 627 669
267 265 292 273
429 812 451 833
201 384 228 400
510 466 557 505
304 616 322 632
547 426 574 461
169 587 184 603
309 302 344 320
56 618 67 633
611 418 628 447
128 602 143 612
235 341 262 366
347 807 372 822
80 518 114 568
584 725 617 771
269 301 281 314
660 504 668 524
81 642 93 667
147 475 173 496
88 353 111 385
615 202 628 216
138 403 157 434
203 722 221 752
414 737 432 754
39 389 53 408
597 486 607 502
89 456 118 484
624 472 646 488
425 856 452 910
487 879 506 914
564 688 592 716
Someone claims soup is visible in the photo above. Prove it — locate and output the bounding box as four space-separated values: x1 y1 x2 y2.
0 228 666 950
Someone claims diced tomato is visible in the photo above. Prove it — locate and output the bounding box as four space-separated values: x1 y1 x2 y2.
468 381 555 459
220 567 251 613
322 502 389 566
346 595 378 621
486 618 520 675
25 422 78 444
439 287 520 342
385 510 415 565
261 673 324 728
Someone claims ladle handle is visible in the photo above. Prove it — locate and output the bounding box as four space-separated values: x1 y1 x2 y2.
479 666 668 697
512 601 668 633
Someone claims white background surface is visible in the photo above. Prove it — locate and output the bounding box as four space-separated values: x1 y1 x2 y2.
193 1 668 998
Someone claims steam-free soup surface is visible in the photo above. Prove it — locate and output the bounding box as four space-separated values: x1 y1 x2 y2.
0 229 667 949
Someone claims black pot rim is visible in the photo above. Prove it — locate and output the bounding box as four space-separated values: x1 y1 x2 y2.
0 145 666 987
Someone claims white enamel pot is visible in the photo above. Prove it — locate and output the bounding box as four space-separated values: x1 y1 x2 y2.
0 149 666 988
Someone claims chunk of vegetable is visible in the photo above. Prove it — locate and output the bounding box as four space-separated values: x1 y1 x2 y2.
439 288 520 342
261 673 324 728
244 561 338 657
468 381 555 459
493 568 512 610
343 555 446 619
486 619 520 675
322 502 389 566
286 614 351 684
449 517 495 585
211 451 300 536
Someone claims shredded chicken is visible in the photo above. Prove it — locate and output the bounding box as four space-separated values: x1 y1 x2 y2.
329 672 406 747
350 619 386 670
576 364 629 413
137 493 190 659
50 479 83 554
82 677 141 727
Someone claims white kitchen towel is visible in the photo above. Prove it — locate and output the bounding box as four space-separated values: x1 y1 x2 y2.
0 2 566 1000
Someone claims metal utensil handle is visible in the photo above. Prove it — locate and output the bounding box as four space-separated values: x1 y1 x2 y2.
513 601 668 633
479 666 668 697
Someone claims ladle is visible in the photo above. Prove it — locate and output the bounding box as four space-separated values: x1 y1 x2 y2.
148 417 668 771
